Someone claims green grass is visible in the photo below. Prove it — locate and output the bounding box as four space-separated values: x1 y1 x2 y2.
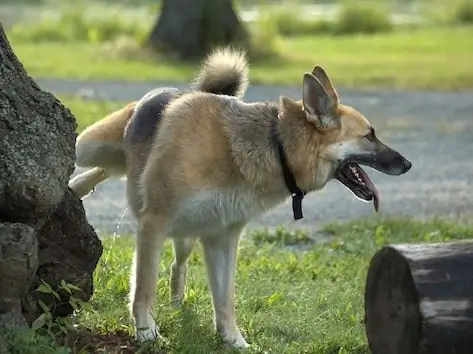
6 216 473 353
249 0 393 37
11 25 473 91
59 96 126 133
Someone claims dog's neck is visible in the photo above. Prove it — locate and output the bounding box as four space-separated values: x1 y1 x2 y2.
270 110 306 220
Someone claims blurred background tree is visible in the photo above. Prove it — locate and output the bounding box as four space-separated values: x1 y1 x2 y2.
147 0 250 60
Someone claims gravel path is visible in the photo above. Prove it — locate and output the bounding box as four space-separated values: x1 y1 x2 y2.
36 77 473 236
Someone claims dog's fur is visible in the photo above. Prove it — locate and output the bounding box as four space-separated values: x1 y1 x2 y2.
70 47 411 348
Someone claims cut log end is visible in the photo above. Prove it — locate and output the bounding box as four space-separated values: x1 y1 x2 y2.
365 247 421 354
365 242 473 354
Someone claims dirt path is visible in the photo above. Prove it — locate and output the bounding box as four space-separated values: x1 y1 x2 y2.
36 77 473 236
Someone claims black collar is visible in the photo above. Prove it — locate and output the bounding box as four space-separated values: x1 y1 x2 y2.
271 114 306 220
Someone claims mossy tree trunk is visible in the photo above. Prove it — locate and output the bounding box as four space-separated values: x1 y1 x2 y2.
147 0 249 60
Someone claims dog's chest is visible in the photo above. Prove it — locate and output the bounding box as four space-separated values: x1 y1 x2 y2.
168 187 285 238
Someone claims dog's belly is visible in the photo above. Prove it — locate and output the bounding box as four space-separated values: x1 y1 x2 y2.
167 188 286 238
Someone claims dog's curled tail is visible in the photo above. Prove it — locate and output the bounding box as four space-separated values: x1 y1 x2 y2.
192 47 249 98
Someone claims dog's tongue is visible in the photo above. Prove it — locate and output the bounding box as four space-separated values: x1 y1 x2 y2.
358 167 379 212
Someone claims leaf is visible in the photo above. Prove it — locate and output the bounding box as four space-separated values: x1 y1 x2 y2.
37 299 51 313
31 313 48 331
51 290 61 300
66 283 82 291
61 280 72 294
69 300 78 311
36 283 52 294
266 291 283 306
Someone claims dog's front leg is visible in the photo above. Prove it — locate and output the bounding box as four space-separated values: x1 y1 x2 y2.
201 226 249 349
129 212 167 343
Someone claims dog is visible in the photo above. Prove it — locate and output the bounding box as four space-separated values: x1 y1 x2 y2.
69 47 412 348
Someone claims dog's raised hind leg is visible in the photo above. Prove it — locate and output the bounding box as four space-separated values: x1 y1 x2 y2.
201 226 249 349
129 211 167 343
69 167 109 199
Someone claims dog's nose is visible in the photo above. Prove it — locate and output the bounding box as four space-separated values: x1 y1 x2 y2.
403 159 412 172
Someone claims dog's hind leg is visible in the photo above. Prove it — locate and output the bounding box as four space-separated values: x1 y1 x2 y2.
69 167 110 199
170 237 197 306
201 225 249 349
129 211 167 343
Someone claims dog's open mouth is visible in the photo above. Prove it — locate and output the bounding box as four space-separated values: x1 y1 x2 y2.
336 163 379 212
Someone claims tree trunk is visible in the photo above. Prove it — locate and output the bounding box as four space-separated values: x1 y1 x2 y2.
147 0 249 60
0 21 102 341
364 241 473 354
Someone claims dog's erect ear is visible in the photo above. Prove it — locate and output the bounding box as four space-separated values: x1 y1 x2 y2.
302 73 339 130
311 65 339 107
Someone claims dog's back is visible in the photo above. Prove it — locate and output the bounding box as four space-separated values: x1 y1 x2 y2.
70 48 249 199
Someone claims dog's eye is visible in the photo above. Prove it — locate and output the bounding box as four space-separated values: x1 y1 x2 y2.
365 127 376 141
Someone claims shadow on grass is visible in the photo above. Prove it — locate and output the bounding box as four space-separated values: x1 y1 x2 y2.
169 303 231 353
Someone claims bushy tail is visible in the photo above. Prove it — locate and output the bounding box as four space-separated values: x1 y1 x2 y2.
192 47 249 98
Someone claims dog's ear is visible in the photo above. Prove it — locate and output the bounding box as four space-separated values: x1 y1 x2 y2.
302 73 339 130
311 65 339 107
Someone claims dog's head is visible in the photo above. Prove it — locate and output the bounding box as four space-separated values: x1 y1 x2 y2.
279 66 412 211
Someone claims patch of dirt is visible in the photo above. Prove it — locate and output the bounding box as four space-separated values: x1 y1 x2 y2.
57 327 145 354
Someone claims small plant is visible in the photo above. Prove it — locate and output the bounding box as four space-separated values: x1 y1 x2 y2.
334 1 393 35
2 279 90 354
29 280 93 347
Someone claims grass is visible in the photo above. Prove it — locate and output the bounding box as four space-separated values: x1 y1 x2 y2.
5 216 473 353
246 0 393 37
6 0 473 91
11 25 473 91
59 96 126 133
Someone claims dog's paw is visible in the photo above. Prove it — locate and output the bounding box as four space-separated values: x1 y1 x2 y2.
136 321 168 343
136 325 158 343
136 325 171 347
220 331 250 349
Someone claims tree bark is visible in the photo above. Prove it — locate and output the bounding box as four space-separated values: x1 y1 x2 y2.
147 0 249 60
364 241 473 354
0 21 102 341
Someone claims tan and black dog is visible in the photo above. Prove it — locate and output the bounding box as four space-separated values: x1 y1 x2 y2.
69 47 411 348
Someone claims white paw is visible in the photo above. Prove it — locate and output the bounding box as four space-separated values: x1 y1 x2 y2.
136 324 158 343
135 323 170 346
221 331 250 349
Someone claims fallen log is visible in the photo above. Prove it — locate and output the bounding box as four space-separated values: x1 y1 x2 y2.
364 241 473 354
